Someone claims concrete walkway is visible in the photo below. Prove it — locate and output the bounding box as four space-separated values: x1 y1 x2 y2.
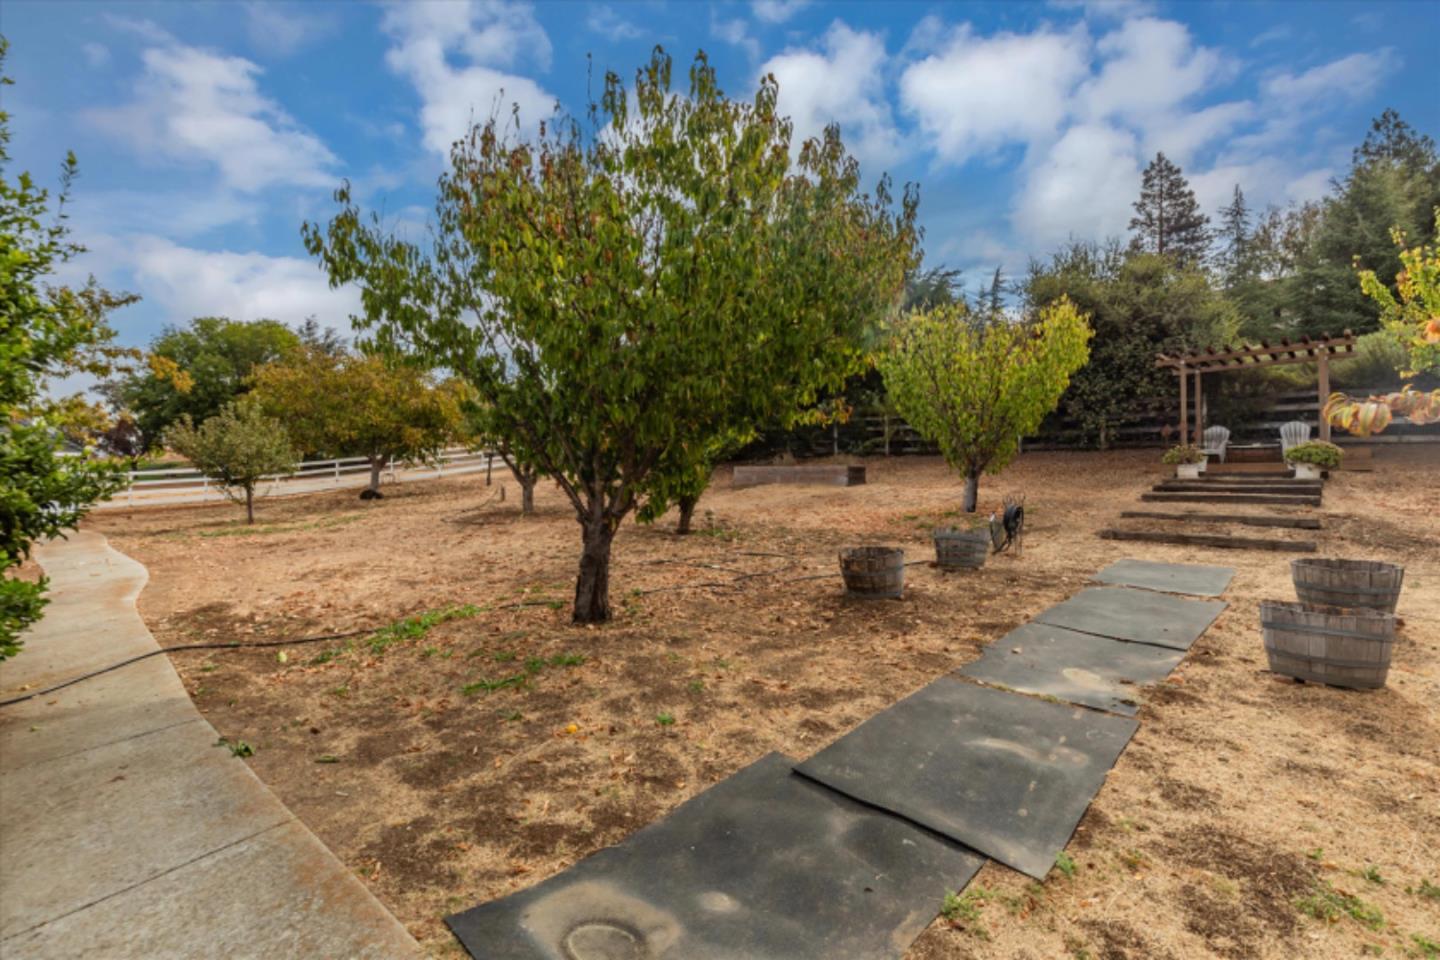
0 531 423 959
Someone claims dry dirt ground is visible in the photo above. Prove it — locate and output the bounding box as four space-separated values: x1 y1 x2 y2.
82 450 1440 959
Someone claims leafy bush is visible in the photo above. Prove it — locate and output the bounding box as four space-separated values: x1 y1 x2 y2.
1284 440 1343 468
1162 444 1205 465
163 398 296 524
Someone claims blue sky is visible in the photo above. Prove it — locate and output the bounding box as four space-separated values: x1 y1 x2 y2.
5 0 1437 352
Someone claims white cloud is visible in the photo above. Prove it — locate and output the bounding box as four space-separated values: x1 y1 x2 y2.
71 189 262 240
1189 159 1334 220
1142 100 1254 165
1012 123 1141 249
586 4 642 41
124 236 363 326
381 0 557 156
900 24 1090 164
82 42 110 68
1224 50 1393 160
243 1 334 57
1077 17 1229 123
1049 0 1157 20
752 0 811 24
760 23 902 173
1261 50 1389 103
711 13 760 62
87 44 337 192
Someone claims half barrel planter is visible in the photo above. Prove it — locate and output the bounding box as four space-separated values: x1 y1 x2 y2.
839 546 905 599
1260 600 1397 689
1291 558 1404 613
933 528 989 570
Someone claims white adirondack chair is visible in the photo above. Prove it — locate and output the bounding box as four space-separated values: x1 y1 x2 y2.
1200 425 1231 463
1279 420 1311 455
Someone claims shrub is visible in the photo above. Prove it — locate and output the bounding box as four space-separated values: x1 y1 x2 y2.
1162 444 1205 465
1284 441 1343 468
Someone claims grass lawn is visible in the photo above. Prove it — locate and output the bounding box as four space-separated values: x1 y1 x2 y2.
90 448 1440 959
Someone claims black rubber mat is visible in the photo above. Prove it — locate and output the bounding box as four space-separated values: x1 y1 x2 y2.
1092 559 1235 597
794 678 1138 880
958 621 1185 716
1032 586 1227 650
445 752 984 960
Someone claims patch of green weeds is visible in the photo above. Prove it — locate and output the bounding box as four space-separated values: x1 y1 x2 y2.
501 711 523 722
368 604 481 655
1119 849 1150 872
198 663 219 673
491 650 516 662
310 638 355 665
460 653 584 697
214 737 253 758
940 887 993 939
1410 934 1440 958
1053 851 1077 879
1361 865 1386 885
462 675 527 696
314 755 340 764
656 712 676 726
420 647 440 659
688 679 705 693
1296 879 1386 931
329 684 349 697
1412 879 1440 901
1064 935 1092 960
1307 847 1326 861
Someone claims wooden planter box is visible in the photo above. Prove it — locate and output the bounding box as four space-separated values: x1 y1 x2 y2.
839 546 904 599
732 464 866 489
1260 600 1396 689
933 528 989 570
1291 558 1404 613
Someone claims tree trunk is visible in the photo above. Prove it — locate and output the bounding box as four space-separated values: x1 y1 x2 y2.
573 518 616 624
368 457 384 495
676 496 698 535
519 472 536 516
245 485 255 524
486 454 493 486
962 472 980 513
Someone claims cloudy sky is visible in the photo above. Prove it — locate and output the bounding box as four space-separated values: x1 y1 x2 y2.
5 0 1437 348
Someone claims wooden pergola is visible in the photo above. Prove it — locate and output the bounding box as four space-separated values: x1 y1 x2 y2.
1155 331 1357 445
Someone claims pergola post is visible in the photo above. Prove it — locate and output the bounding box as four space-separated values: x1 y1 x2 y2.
1178 362 1188 446
1193 369 1203 444
1317 351 1331 442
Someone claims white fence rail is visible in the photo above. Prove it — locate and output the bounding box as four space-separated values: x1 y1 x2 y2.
99 447 498 509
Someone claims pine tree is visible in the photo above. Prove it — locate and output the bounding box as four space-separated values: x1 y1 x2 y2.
1129 152 1211 265
1354 108 1437 172
1216 184 1252 290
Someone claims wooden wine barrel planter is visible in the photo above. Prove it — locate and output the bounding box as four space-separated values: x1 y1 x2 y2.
1291 558 1404 613
1260 600 1397 689
933 528 989 570
839 547 905 599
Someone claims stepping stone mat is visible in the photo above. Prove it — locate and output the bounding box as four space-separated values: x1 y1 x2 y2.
445 753 984 960
958 621 1186 716
1032 587 1227 651
1092 558 1235 598
793 678 1138 880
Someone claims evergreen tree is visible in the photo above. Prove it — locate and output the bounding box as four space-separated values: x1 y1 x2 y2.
1289 109 1440 337
1355 108 1437 171
1216 185 1252 290
1129 152 1211 265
